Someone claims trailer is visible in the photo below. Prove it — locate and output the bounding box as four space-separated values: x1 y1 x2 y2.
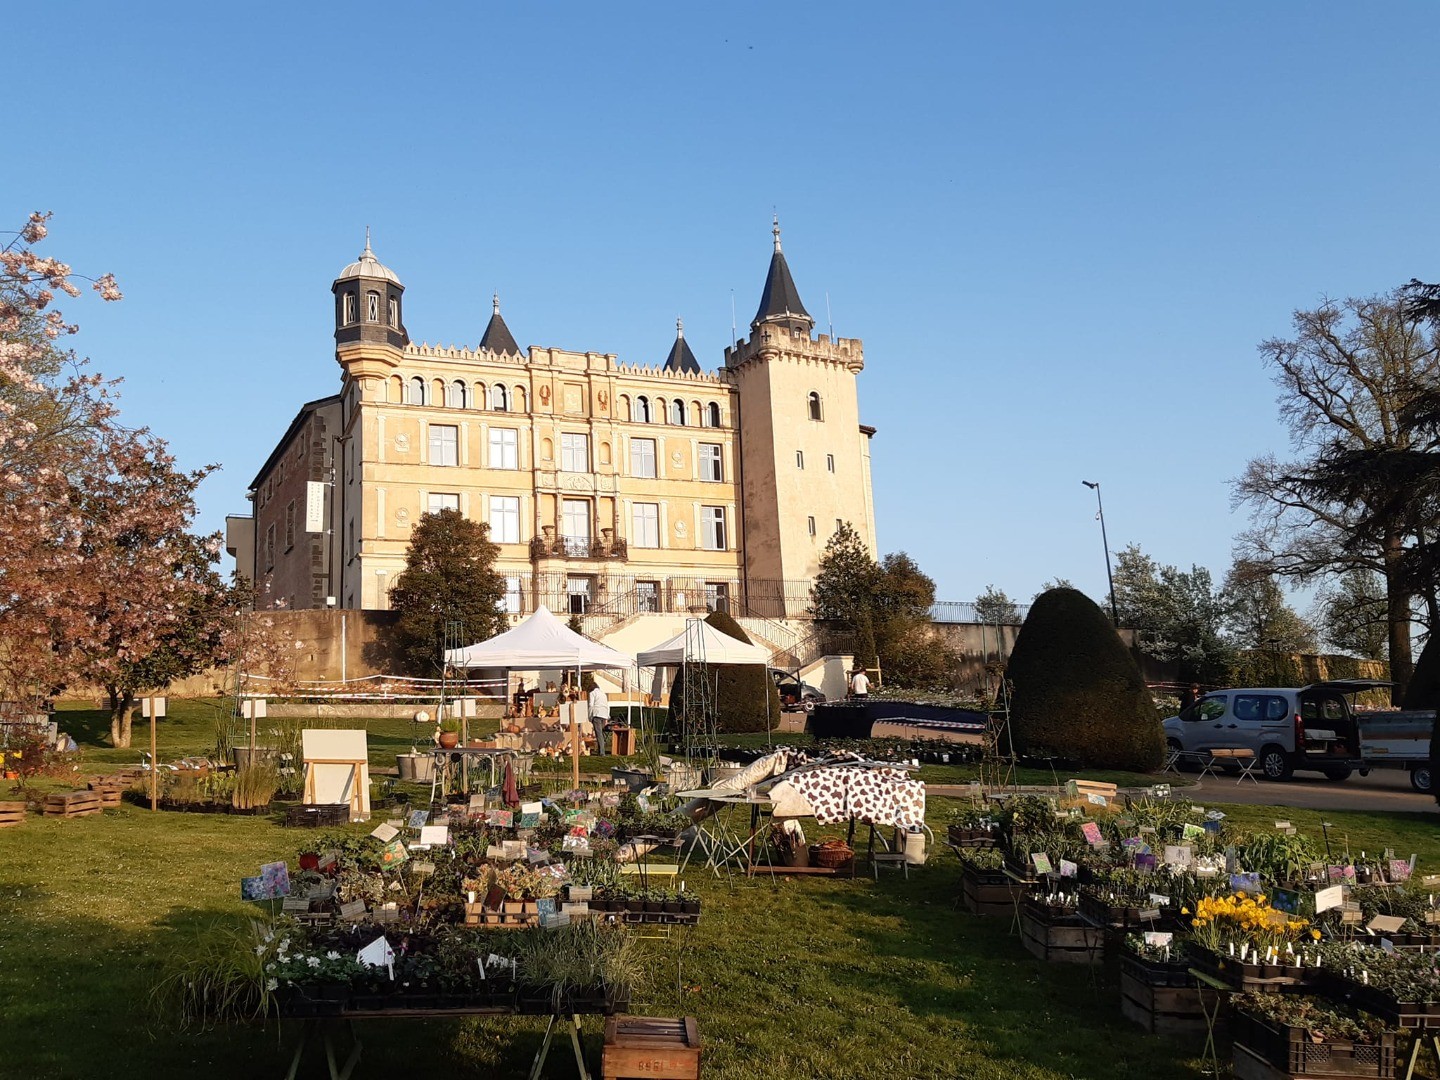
1356 710 1434 793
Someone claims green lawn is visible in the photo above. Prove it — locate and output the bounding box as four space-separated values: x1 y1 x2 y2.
4 700 1341 1077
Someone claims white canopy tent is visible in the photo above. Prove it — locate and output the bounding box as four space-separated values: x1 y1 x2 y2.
636 621 772 668
444 605 632 670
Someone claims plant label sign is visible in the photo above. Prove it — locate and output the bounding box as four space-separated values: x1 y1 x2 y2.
1080 822 1105 847
407 810 430 830
1031 853 1053 876
339 900 367 919
1148 893 1171 907
1368 914 1408 935
1059 859 1077 878
1163 845 1192 868
1272 888 1300 914
418 825 449 847
380 839 408 868
1181 823 1205 841
1143 931 1174 947
370 823 399 843
1229 873 1260 893
1389 859 1413 883
1315 885 1344 913
1134 853 1158 872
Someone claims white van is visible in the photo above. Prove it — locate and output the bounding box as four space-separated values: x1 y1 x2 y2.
1160 680 1387 781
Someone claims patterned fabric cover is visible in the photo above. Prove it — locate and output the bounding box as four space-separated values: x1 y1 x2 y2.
783 766 926 828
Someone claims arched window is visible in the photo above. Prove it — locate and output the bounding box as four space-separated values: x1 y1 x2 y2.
446 380 466 409
807 391 823 421
473 382 487 410
366 291 380 322
706 401 721 428
408 376 426 406
489 384 509 411
388 296 399 328
513 386 526 412
619 394 632 422
341 293 356 325
669 399 686 426
636 396 652 423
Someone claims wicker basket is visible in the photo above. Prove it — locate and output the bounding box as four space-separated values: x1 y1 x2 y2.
810 842 854 869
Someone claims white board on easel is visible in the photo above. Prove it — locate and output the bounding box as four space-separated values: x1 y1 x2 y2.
302 729 370 820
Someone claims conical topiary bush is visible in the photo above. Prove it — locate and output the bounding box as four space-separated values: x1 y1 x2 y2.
667 610 782 734
1005 587 1163 771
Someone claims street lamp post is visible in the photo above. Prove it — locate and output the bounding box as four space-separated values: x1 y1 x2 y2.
1081 480 1119 625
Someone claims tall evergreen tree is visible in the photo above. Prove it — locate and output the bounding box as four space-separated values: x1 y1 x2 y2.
388 509 505 676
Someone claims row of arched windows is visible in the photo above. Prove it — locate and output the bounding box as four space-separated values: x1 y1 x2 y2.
390 375 526 412
618 394 724 428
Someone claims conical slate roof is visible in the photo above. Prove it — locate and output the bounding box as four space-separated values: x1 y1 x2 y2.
480 293 521 356
751 217 812 330
662 318 701 374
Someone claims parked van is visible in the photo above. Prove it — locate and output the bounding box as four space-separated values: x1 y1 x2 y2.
1160 680 1388 781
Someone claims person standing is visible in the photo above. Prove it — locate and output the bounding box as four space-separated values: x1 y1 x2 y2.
588 682 611 754
850 668 870 699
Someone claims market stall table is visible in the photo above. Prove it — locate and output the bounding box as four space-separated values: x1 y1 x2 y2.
427 746 525 801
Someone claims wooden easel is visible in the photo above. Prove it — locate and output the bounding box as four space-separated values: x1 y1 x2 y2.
304 759 364 820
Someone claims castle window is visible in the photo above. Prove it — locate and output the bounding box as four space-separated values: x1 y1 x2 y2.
632 502 660 548
388 296 398 328
490 496 520 544
706 402 721 427
630 437 657 478
669 399 686 426
489 427 518 469
807 516 816 538
446 380 467 409
429 424 459 466
792 327 804 339
807 391 823 421
561 432 590 473
502 574 523 614
342 293 356 325
636 396 652 423
489 384 509 411
427 492 459 515
619 394 632 422
284 500 296 551
366 291 380 322
699 443 722 482
827 453 835 472
700 506 727 550
796 450 804 470
408 376 426 405
264 524 275 571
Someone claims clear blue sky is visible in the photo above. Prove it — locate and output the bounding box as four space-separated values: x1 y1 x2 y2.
10 3 1440 610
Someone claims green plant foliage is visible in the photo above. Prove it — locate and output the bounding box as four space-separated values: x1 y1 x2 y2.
388 509 505 676
667 611 782 734
1006 588 1163 770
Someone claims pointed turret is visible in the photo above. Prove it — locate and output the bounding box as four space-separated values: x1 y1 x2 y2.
750 216 814 335
662 317 701 375
479 292 522 356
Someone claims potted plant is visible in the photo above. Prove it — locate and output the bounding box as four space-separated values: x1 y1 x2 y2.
678 889 701 917
660 889 682 915
438 719 461 749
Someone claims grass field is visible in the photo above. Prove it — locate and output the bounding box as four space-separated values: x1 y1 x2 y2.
1 701 1421 1078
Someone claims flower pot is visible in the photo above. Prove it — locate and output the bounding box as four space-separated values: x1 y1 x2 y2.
439 731 460 749
298 852 320 871
662 901 682 914
681 900 700 915
644 900 663 913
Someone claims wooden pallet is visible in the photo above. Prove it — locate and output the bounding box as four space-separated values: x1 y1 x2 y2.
86 782 124 807
1119 968 1211 1037
603 1015 701 1080
1019 906 1103 964
0 801 25 828
43 790 102 818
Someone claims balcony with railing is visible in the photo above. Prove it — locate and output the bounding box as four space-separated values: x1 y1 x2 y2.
528 530 628 562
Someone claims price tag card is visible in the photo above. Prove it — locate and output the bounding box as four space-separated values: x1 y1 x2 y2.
370 823 399 843
1390 859 1413 883
1368 914 1408 935
1182 823 1206 841
1059 859 1078 878
1081 822 1105 846
1163 845 1192 867
418 825 449 847
1229 872 1261 893
1031 853 1053 875
1315 885 1344 913
1143 931 1174 947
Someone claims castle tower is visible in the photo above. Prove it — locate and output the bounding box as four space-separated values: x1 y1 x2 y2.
333 230 407 355
726 219 876 610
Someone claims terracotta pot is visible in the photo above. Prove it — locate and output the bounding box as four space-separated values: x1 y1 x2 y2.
439 731 460 749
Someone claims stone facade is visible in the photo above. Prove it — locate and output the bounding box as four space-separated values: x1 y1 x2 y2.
233 224 877 624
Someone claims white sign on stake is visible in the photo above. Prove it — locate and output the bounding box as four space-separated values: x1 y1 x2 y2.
1315 885 1345 913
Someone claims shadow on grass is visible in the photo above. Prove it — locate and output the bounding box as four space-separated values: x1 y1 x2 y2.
706 858 1211 1080
0 901 609 1079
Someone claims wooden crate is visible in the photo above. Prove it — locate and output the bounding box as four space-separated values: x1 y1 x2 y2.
43 790 102 818
1019 905 1102 964
86 782 123 808
602 1015 701 1080
1119 966 1210 1037
0 801 26 829
463 901 539 929
960 867 1026 916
